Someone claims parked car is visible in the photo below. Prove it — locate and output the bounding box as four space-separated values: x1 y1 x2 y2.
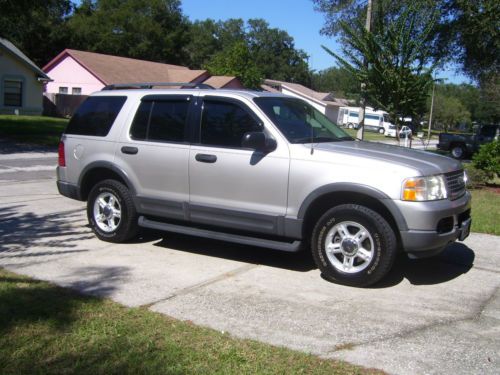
399 125 413 138
337 107 393 135
57 83 471 287
437 124 499 159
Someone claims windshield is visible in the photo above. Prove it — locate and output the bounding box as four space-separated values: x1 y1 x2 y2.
254 97 353 143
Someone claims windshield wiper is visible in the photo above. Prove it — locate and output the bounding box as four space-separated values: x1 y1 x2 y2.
337 136 355 141
292 136 338 144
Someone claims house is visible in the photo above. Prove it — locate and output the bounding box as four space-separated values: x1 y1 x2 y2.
0 37 51 115
43 49 243 95
262 79 351 124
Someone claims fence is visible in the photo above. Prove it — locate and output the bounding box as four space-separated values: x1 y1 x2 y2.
43 93 88 117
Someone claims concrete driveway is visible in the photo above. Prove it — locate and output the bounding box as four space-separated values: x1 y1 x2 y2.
0 149 498 375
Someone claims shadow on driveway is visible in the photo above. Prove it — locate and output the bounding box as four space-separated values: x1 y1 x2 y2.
150 230 475 286
0 205 94 260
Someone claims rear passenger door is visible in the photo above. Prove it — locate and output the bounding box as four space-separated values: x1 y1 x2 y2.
188 96 289 235
115 94 193 220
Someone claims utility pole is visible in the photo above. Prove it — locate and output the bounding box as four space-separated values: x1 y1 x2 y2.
357 0 373 140
427 82 435 144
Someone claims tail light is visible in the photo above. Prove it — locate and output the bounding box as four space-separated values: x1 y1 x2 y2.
58 141 66 167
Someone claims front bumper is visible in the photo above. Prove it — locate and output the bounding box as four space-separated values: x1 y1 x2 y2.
397 191 472 257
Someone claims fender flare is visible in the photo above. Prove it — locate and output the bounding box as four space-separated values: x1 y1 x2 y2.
78 161 137 197
297 183 408 231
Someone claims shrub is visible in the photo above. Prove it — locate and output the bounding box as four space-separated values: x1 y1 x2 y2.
472 140 500 179
464 163 490 189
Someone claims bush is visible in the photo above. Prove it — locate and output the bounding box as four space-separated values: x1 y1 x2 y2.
464 163 491 189
472 140 500 179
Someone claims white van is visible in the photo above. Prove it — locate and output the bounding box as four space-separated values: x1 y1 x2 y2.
337 107 396 136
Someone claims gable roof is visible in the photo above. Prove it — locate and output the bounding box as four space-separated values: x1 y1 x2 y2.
263 79 350 107
0 37 50 80
202 75 239 88
43 49 207 85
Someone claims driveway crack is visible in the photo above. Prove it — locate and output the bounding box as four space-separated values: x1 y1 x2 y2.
140 263 259 309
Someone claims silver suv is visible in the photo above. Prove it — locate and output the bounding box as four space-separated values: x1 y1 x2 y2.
57 83 471 287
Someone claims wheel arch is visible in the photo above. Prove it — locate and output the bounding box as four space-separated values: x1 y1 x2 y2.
298 183 407 242
78 162 136 201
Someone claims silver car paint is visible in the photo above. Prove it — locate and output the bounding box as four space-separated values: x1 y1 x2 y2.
59 88 469 236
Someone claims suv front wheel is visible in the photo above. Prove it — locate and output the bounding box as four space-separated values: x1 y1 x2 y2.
87 179 139 243
311 204 397 287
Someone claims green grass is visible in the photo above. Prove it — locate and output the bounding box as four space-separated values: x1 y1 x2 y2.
0 115 68 147
0 268 379 375
470 188 500 235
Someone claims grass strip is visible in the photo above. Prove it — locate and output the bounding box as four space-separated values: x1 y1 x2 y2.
0 268 380 375
470 188 500 236
0 115 68 147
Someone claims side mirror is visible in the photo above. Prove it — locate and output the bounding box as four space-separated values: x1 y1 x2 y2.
242 132 277 153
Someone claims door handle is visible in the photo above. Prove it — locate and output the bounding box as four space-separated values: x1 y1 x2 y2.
121 146 138 155
195 153 217 163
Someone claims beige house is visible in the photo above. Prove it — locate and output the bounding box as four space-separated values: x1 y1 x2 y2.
0 38 51 115
263 79 351 124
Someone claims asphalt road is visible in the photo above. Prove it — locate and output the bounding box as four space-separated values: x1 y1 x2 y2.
0 147 498 375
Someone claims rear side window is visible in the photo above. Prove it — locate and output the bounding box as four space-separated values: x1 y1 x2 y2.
130 98 190 143
66 96 126 136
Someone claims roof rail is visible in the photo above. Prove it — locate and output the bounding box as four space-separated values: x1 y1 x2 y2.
102 82 215 91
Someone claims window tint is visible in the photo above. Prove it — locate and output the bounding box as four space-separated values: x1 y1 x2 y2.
130 99 189 142
149 100 189 142
200 100 262 147
130 102 152 140
365 114 380 121
66 96 126 137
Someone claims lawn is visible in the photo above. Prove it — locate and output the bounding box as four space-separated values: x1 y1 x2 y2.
0 268 378 375
0 115 68 147
470 188 500 236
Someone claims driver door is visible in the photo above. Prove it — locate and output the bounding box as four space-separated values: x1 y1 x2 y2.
188 97 289 235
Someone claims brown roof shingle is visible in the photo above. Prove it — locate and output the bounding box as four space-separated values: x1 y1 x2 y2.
202 76 238 88
44 49 208 85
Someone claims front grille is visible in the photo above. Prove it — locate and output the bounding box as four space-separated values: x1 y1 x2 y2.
445 170 466 200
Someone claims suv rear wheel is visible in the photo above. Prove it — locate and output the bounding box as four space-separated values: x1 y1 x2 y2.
311 204 397 287
87 179 139 243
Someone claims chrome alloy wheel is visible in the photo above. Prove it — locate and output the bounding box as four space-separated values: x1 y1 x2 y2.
324 221 374 273
93 192 122 232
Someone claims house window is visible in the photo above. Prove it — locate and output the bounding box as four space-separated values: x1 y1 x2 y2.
59 87 68 94
4 80 23 107
72 87 82 95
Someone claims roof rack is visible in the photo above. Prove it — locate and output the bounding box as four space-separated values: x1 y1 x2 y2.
102 82 215 91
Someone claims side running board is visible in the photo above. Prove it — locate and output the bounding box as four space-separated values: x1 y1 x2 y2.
138 216 302 252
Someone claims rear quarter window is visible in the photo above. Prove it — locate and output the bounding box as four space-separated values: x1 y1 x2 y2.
65 96 127 136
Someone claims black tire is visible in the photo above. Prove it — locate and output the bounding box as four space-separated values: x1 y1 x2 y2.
311 204 397 287
87 179 139 243
450 144 466 160
378 127 385 134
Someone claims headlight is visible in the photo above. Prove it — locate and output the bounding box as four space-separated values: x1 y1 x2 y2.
402 175 448 201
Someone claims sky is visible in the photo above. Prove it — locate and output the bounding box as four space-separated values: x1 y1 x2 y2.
180 0 471 85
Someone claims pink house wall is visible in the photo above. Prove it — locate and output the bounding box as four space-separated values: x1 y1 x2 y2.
45 56 104 95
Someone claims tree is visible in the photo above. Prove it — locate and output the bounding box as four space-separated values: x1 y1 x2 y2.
204 41 263 89
186 18 310 84
323 3 437 132
432 93 471 132
311 67 359 99
246 19 311 84
0 0 73 66
68 0 191 65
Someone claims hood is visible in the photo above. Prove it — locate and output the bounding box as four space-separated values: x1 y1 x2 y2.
311 141 462 176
